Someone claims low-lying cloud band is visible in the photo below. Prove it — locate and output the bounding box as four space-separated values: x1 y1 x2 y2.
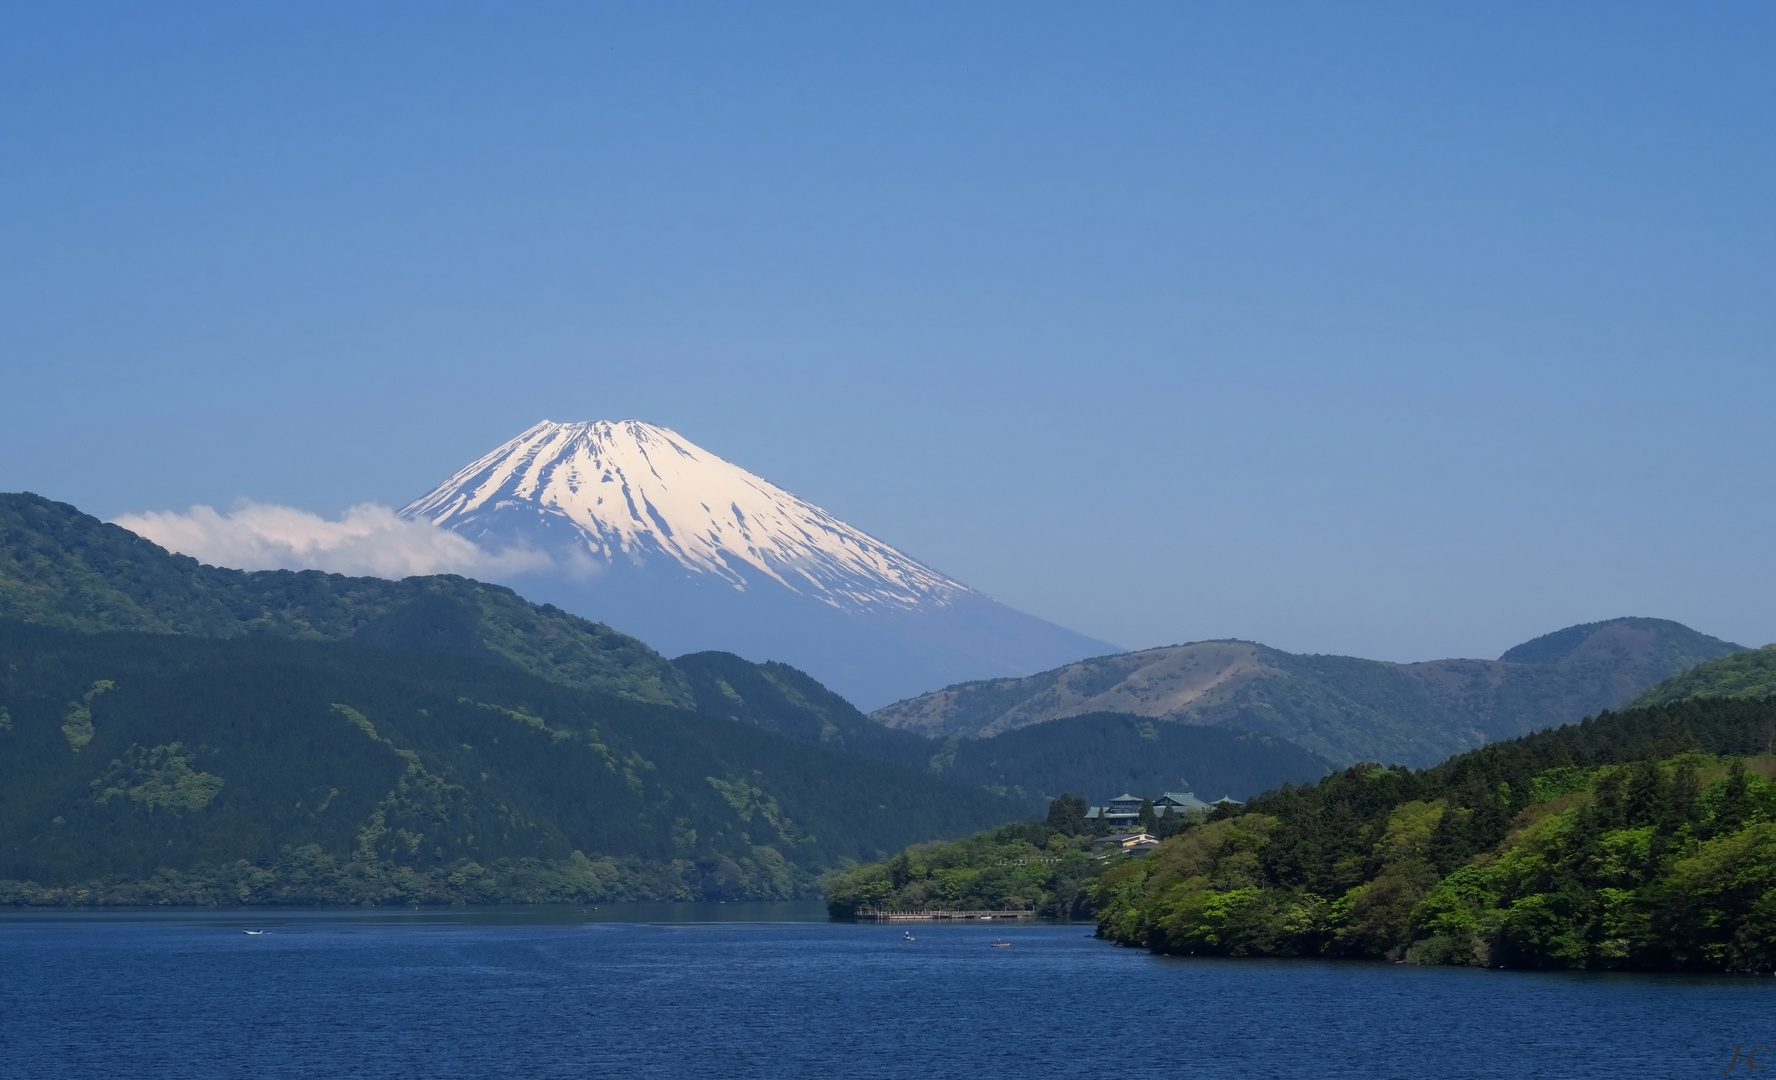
113 502 553 580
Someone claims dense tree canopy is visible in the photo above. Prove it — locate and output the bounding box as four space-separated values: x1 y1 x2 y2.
0 622 1022 905
1094 697 1776 970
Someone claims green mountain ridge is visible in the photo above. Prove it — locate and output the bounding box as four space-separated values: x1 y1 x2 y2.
0 492 1336 821
19 485 1745 899
0 491 1340 907
674 649 938 764
674 650 1334 802
0 621 1020 904
0 492 693 707
1628 644 1776 709
871 621 1746 767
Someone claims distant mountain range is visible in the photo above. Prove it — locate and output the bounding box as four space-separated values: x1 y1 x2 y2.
1 489 1762 904
871 619 1748 767
400 420 1116 709
0 493 1326 810
0 493 1028 902
669 649 1335 805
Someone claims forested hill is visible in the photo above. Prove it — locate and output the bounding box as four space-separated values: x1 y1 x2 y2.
2 493 1333 813
1629 644 1776 709
927 713 1330 806
1093 694 1776 971
0 621 1021 904
872 620 1745 767
674 650 937 767
0 492 692 707
674 653 1333 803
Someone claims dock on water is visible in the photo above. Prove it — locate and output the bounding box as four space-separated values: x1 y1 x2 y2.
858 909 1037 921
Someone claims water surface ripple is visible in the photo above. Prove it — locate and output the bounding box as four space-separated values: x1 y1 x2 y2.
0 906 1765 1078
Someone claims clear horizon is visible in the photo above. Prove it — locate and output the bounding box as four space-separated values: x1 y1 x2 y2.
3 3 1772 661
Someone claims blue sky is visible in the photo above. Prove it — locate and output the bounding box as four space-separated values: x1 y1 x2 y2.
3 2 1772 660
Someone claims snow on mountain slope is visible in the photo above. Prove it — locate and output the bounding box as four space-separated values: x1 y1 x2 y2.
402 420 1118 709
404 420 963 610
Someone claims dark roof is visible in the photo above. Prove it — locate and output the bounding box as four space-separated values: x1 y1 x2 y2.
1157 791 1208 810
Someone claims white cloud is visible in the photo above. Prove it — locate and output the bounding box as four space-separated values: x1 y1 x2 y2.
113 502 554 580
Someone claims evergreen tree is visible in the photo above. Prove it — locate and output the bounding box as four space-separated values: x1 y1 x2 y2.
1044 794 1089 836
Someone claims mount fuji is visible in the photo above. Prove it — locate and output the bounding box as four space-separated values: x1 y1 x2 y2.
402 420 1118 708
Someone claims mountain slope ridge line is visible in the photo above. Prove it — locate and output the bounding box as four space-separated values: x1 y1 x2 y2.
397 420 1118 708
0 491 1329 808
872 619 1747 767
403 419 967 610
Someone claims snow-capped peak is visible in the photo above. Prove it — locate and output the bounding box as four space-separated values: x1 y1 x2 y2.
402 420 969 611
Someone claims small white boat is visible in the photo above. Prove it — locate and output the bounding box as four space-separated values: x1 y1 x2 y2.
242 930 266 936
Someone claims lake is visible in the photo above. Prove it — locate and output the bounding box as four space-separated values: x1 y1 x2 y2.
0 904 1767 1078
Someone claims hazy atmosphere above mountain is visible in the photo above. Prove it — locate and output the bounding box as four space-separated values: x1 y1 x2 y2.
3 6 1771 667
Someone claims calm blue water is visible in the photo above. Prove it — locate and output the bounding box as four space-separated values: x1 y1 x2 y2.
0 905 1768 1079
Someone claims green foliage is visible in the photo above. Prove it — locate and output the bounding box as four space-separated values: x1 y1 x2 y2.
822 792 1206 920
705 776 803 844
1093 696 1776 971
940 712 1331 806
92 743 225 812
59 679 112 751
0 621 1022 905
0 847 791 907
1045 793 1089 836
1629 645 1776 709
823 817 1101 920
676 650 941 767
60 703 92 751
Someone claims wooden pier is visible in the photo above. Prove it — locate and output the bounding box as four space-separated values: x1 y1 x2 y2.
859 909 1037 921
